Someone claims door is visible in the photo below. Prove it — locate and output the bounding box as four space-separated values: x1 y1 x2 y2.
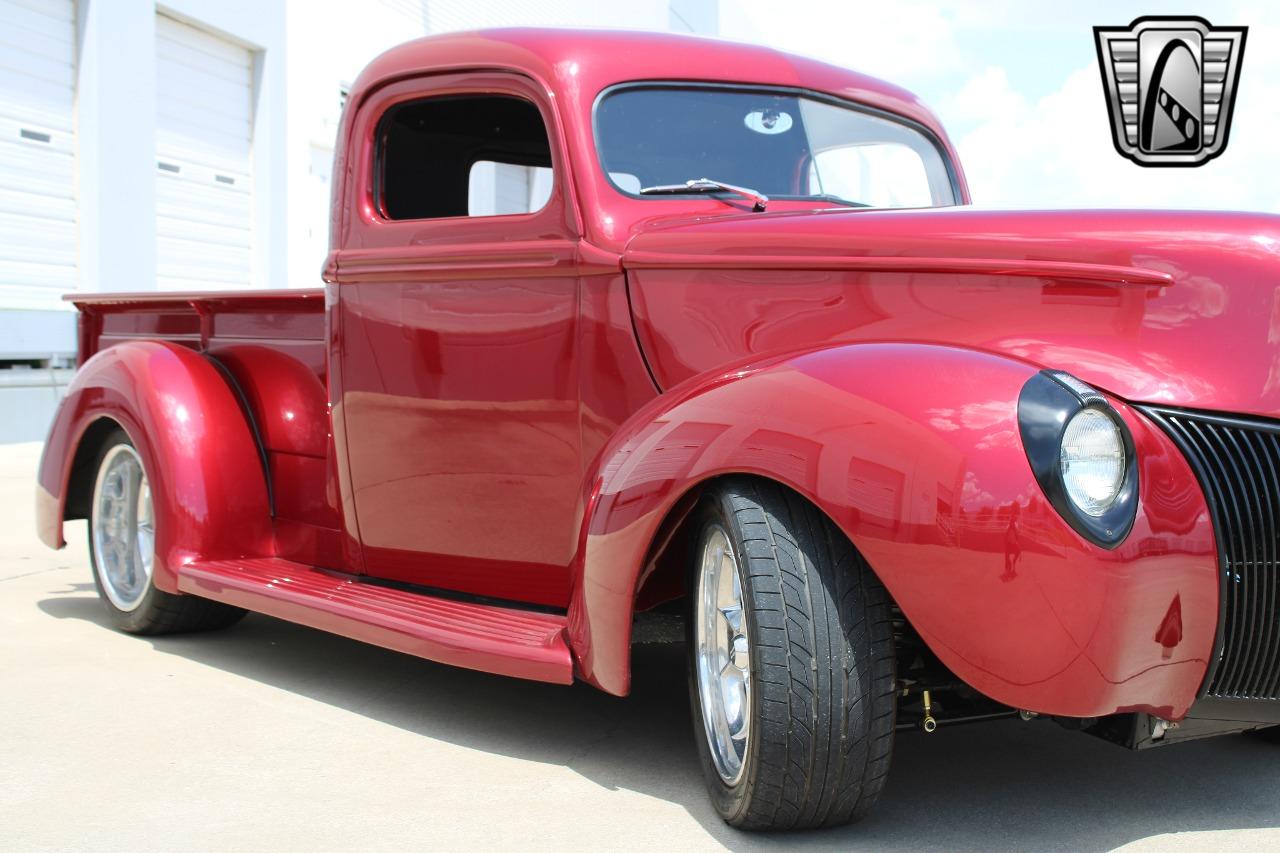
155 13 253 291
335 74 582 609
0 0 76 312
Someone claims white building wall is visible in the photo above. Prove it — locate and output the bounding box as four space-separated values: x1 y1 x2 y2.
74 0 289 302
0 0 288 440
76 0 155 315
158 0 289 296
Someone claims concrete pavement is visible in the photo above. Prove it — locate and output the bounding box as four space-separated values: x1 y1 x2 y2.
2 440 1278 852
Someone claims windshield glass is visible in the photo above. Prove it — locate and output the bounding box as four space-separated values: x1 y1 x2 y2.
595 86 957 209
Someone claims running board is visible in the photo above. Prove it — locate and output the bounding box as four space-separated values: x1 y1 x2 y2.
177 558 573 685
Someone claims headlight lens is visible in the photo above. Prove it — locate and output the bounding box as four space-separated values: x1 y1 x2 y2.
1060 408 1125 517
1019 370 1137 548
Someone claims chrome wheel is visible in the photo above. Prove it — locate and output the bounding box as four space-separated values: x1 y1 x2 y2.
695 524 752 785
91 443 155 612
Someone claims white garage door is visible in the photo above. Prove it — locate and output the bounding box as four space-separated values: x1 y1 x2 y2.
0 0 76 312
155 13 253 291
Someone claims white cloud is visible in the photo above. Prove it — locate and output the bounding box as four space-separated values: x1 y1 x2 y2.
717 1 1280 213
720 0 966 86
946 66 1026 126
948 57 1280 210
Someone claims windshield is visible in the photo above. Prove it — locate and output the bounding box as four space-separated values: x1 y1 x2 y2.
595 85 957 209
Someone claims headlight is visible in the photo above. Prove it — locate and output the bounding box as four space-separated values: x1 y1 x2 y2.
1018 371 1138 549
1060 408 1126 516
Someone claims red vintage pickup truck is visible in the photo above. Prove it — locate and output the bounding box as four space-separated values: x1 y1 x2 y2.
35 28 1280 830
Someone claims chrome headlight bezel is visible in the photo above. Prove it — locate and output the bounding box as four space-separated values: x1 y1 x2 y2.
1017 370 1139 549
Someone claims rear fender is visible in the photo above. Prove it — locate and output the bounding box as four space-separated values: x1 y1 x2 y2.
566 343 1218 721
206 343 328 459
36 341 274 592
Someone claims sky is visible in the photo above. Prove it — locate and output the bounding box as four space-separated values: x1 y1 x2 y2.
718 1 1276 211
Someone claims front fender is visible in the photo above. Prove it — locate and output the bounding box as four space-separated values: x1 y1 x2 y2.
36 341 273 592
567 343 1218 721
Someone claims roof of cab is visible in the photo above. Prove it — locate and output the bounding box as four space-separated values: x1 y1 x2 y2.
345 27 952 143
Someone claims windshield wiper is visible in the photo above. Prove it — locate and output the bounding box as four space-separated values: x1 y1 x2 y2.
639 178 769 212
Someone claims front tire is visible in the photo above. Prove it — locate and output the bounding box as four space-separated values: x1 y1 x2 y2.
88 428 245 634
1247 726 1280 743
687 478 896 831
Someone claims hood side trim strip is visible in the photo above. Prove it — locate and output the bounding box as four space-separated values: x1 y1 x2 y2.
623 252 1173 287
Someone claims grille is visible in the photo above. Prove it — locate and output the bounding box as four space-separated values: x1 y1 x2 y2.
1140 405 1280 700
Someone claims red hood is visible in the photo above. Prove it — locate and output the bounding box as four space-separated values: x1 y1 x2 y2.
622 206 1280 419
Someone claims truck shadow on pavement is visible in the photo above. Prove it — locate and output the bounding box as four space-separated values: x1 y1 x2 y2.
39 590 1280 852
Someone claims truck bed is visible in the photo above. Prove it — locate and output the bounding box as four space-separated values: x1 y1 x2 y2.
66 288 339 566
67 289 327 375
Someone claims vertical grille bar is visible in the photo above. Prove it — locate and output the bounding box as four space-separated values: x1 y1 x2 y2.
1140 405 1280 700
1225 427 1265 692
1248 430 1280 694
1259 428 1280 697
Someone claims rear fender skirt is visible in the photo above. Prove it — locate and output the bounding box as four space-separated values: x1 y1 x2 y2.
36 341 274 592
566 342 1218 721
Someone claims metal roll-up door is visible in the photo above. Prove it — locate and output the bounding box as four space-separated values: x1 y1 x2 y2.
0 0 76 311
155 13 253 290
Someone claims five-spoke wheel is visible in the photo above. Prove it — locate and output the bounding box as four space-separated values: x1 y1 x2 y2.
91 443 155 612
86 427 245 634
694 524 752 785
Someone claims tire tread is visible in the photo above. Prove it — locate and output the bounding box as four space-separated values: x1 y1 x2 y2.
694 477 896 831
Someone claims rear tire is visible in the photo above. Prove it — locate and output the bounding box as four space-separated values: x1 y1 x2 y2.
686 478 896 831
88 428 245 635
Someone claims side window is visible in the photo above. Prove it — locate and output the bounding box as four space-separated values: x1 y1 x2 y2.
378 95 553 221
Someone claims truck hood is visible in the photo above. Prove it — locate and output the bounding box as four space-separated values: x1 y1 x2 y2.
622 207 1280 419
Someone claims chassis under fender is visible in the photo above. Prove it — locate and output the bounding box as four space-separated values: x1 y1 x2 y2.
567 342 1219 721
36 341 273 592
